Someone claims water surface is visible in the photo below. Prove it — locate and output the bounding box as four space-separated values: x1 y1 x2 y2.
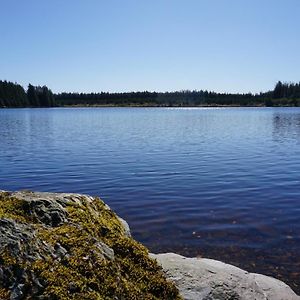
0 107 299 292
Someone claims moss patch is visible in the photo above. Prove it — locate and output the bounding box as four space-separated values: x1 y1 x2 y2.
0 193 31 223
0 288 10 299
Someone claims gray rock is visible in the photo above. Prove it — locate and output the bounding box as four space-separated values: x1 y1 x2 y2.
151 253 300 300
8 191 131 235
117 216 131 237
0 218 37 259
28 198 67 227
53 242 68 260
10 283 24 300
95 241 114 260
0 217 54 297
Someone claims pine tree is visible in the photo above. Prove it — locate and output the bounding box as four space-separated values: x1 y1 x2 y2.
273 81 283 99
27 84 40 106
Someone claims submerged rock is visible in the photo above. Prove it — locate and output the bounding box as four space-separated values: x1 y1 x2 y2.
151 253 300 300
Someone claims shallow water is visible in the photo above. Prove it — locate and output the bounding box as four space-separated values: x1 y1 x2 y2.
0 107 299 292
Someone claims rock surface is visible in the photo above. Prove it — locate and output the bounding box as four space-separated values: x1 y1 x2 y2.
151 253 300 300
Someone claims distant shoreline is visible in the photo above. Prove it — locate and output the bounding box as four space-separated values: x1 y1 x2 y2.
2 79 300 108
2 104 299 109
62 104 265 108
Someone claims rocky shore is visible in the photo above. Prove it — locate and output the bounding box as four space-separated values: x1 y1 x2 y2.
0 190 299 300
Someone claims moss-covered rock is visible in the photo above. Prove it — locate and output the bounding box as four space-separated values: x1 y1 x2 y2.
0 191 181 300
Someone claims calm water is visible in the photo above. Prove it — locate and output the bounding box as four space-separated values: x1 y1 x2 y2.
0 107 299 292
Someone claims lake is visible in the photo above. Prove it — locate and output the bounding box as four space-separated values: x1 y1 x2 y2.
0 107 299 292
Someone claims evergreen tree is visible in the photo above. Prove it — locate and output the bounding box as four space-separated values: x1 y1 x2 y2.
273 81 283 99
0 80 28 107
27 84 39 106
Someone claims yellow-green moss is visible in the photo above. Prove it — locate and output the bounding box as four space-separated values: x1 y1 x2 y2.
0 194 29 223
0 193 181 299
0 288 10 300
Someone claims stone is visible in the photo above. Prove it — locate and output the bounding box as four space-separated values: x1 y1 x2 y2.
17 197 66 227
117 216 131 237
151 253 300 300
10 283 25 300
0 219 36 259
0 190 179 299
92 241 114 261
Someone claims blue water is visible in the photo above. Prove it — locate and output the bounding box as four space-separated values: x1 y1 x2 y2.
0 107 299 291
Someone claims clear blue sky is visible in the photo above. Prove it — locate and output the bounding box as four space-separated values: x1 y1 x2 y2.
1 0 299 93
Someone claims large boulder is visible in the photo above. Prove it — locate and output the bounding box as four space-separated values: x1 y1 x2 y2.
0 191 180 300
151 253 300 300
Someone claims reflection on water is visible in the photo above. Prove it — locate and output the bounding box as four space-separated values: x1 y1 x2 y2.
0 107 300 293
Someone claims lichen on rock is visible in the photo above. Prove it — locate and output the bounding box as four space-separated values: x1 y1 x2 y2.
0 191 181 300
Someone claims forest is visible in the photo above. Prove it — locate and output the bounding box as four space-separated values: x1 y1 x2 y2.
1 80 300 108
0 81 55 107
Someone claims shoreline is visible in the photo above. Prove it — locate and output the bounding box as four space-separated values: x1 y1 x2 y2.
2 104 300 109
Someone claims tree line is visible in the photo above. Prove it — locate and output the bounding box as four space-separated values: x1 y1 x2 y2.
1 80 300 108
54 81 300 107
0 81 56 107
